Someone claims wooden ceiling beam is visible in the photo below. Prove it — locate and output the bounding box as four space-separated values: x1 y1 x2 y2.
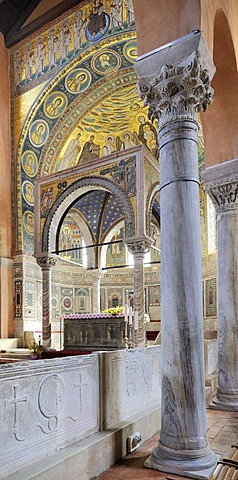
5 0 84 48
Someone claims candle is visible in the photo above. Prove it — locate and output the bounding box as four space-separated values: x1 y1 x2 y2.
134 311 138 331
129 306 133 325
124 304 128 323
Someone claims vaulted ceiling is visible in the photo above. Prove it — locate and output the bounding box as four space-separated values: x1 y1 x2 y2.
0 0 82 47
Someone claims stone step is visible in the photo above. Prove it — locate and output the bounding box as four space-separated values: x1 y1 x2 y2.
205 385 212 398
205 373 218 393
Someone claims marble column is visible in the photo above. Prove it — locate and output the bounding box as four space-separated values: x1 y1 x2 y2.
135 32 217 477
35 254 57 348
91 271 102 313
203 158 238 411
125 235 152 347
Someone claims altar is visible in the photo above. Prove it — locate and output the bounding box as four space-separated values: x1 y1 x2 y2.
63 313 126 351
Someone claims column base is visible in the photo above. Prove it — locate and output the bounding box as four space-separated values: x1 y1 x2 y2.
210 394 238 411
144 443 219 480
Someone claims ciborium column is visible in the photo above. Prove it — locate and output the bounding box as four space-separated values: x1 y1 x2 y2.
135 32 217 477
91 270 103 313
125 235 152 347
204 159 238 411
35 254 57 348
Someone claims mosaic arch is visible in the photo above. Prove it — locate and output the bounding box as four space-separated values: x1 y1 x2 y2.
40 176 135 255
13 0 205 254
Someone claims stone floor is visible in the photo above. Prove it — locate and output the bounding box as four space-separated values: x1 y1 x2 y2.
92 404 238 480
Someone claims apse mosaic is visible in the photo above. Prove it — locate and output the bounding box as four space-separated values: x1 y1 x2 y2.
12 0 205 255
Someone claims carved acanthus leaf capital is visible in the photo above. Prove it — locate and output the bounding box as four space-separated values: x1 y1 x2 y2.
137 53 214 127
35 254 57 270
205 177 238 213
125 235 153 258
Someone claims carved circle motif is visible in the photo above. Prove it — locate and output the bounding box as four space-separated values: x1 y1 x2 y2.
38 375 65 418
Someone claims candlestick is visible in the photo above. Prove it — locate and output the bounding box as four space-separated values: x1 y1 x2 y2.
128 323 132 348
124 304 128 323
129 306 133 325
124 320 128 349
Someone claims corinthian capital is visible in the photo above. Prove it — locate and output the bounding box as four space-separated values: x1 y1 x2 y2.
34 253 57 270
203 158 238 213
125 235 153 258
135 31 215 128
205 179 238 213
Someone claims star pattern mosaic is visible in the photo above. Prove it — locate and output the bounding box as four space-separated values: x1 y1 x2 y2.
73 190 124 240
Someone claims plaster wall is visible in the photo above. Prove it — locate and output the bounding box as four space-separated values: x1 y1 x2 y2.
133 0 238 166
0 34 11 259
0 34 13 337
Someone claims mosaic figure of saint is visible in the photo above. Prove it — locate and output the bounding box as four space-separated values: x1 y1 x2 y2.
138 115 158 149
66 72 87 92
126 162 136 194
23 182 34 206
45 95 66 118
120 131 136 150
14 50 24 87
41 187 53 213
24 211 34 235
111 0 123 31
61 133 82 170
48 28 59 67
73 11 86 50
30 121 49 147
24 44 35 81
60 19 71 60
79 135 100 164
125 0 135 25
22 151 38 177
35 36 46 75
102 135 116 156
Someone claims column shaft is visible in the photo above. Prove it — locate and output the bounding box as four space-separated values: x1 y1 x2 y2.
41 266 53 347
125 236 153 347
133 253 145 346
92 274 101 313
216 211 238 407
136 31 217 477
35 255 57 348
153 120 214 468
204 160 238 410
